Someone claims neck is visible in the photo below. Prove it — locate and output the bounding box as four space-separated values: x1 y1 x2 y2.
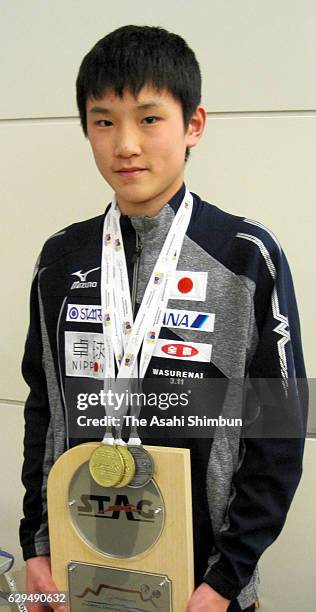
116 176 184 217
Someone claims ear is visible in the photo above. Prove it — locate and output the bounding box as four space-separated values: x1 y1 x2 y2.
185 105 207 149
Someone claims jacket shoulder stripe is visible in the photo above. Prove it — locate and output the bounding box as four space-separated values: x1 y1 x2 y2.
236 231 290 390
243 218 282 252
236 232 277 280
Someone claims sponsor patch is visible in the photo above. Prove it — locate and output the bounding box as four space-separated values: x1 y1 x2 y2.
152 368 204 379
170 271 207 301
65 331 104 378
153 339 212 362
71 267 100 282
162 308 214 332
70 267 100 290
66 305 215 333
66 304 102 323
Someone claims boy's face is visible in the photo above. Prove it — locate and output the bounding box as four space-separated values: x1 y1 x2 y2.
86 85 204 214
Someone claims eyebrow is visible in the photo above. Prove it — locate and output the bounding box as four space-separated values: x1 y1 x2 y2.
88 101 164 115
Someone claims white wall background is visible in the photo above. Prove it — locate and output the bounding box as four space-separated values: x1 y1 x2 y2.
0 1 315 610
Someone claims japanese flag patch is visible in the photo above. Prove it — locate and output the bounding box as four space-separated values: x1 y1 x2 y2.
170 271 208 301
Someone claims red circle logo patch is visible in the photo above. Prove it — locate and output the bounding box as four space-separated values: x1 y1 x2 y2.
161 344 198 357
177 276 194 294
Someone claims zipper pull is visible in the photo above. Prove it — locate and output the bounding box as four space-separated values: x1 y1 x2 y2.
131 234 143 263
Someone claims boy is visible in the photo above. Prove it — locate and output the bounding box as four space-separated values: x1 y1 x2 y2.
20 25 307 611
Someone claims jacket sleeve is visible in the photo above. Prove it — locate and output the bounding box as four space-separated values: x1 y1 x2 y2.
203 238 308 600
19 263 52 560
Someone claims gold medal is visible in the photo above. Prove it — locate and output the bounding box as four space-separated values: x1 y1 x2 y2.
89 444 124 487
115 445 136 488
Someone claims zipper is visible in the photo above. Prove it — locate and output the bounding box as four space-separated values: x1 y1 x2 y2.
56 295 70 448
131 231 143 316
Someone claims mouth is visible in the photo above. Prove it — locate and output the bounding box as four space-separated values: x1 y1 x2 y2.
115 168 147 178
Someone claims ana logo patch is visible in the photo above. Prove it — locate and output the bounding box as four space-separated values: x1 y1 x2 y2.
170 271 207 301
162 309 215 332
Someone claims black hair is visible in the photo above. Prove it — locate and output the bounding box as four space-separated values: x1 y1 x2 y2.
76 25 202 162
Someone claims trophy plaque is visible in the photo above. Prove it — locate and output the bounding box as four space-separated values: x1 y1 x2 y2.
47 442 194 610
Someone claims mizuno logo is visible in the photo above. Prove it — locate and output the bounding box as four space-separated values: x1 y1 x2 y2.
71 267 100 282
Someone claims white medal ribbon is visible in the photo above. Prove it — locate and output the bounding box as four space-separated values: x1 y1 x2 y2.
101 188 193 444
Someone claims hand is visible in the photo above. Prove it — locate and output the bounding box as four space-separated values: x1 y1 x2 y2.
26 556 68 612
187 583 231 611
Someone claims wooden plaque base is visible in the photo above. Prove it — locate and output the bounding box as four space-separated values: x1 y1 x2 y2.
48 442 194 610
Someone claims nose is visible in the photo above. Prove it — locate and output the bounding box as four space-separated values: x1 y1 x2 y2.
114 125 141 158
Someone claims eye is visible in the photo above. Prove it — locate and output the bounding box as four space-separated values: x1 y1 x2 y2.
96 119 113 127
142 116 159 125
